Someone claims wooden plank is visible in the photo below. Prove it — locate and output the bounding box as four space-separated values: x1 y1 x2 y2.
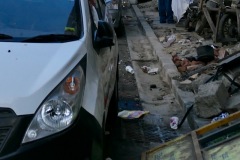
199 0 204 11
141 134 197 160
203 132 240 151
141 152 147 160
191 132 203 160
198 121 240 145
202 136 240 159
214 9 221 42
142 111 240 160
236 8 240 38
203 7 216 33
196 111 240 136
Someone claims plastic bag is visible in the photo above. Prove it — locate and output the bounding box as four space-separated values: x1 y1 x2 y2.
170 116 179 129
172 0 193 22
118 110 149 119
196 45 215 63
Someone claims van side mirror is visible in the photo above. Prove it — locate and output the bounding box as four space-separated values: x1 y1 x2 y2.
94 20 115 48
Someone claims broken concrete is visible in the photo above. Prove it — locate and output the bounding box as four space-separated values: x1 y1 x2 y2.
136 1 240 128
226 91 240 110
192 74 212 93
195 80 229 118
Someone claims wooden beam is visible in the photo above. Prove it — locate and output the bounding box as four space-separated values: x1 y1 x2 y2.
196 111 240 135
214 9 221 42
236 8 240 38
191 131 203 160
203 7 216 33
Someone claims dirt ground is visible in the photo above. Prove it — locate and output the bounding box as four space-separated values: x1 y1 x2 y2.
106 1 240 159
105 4 193 160
136 1 240 120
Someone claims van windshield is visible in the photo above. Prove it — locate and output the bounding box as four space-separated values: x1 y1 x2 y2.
0 0 82 42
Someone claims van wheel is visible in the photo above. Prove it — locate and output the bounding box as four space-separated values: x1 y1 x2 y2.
218 14 238 43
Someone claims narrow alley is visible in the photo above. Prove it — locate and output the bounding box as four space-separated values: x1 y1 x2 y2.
106 1 240 159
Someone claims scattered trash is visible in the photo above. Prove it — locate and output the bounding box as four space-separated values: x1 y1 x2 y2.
163 34 176 48
217 48 228 59
178 39 191 45
196 38 204 44
180 79 192 84
145 18 153 23
150 84 157 90
214 47 229 60
189 73 199 80
123 15 132 20
211 112 229 123
141 66 159 75
141 66 150 73
225 42 240 54
187 64 203 71
118 60 123 65
159 36 166 43
196 45 215 63
170 116 179 130
118 110 149 119
125 65 134 74
148 68 159 75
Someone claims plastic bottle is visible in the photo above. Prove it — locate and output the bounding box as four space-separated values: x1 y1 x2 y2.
125 66 134 74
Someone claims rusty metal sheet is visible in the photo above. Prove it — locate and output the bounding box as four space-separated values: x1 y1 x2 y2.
142 134 197 160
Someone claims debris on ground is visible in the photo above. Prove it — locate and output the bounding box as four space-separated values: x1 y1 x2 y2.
141 66 159 75
211 112 229 123
137 0 240 127
163 34 176 48
125 65 134 74
170 116 179 129
118 110 150 119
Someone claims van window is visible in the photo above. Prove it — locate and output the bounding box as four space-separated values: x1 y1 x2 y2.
0 0 82 40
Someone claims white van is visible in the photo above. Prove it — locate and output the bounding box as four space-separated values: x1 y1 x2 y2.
0 0 118 159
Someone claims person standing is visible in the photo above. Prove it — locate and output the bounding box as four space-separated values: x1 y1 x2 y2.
158 0 174 23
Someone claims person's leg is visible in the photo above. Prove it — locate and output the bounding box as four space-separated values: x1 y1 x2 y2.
158 0 166 23
166 0 174 23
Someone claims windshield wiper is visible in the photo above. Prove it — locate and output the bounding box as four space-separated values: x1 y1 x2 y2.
22 34 79 43
0 34 13 39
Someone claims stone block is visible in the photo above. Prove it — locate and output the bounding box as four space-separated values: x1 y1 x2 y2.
192 74 212 93
226 91 240 110
195 80 229 118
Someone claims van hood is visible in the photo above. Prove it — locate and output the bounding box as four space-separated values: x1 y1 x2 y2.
0 41 86 115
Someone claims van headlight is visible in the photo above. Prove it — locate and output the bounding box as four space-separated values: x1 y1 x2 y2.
22 66 85 143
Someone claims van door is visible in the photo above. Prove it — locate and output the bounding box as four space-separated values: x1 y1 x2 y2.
89 0 117 110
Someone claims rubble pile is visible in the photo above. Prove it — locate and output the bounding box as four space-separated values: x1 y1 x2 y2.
137 1 240 122
168 35 240 118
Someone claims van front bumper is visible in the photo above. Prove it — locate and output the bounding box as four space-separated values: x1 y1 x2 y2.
0 108 103 160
